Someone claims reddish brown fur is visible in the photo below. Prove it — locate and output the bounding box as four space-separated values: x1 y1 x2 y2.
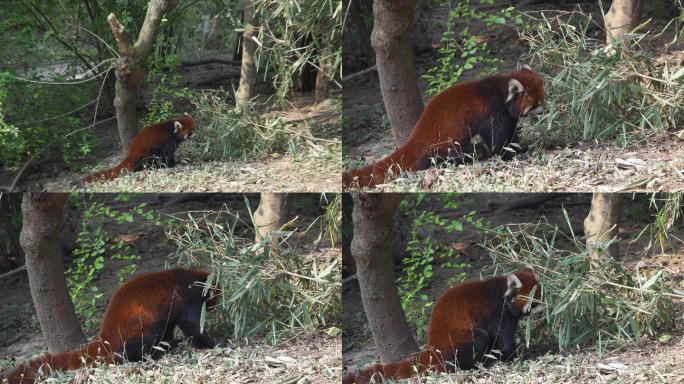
2 268 217 384
343 69 544 189
82 115 197 183
342 268 542 384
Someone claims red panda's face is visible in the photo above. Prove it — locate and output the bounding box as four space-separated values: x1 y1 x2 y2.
173 115 197 140
506 68 545 119
507 267 543 316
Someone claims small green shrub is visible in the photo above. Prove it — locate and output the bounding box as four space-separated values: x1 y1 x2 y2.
423 0 526 95
186 90 289 161
483 213 680 355
167 197 340 344
521 9 684 146
142 52 194 126
397 194 479 339
67 194 169 331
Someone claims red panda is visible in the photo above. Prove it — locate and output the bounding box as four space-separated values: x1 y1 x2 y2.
81 115 197 184
342 267 542 384
343 66 545 190
2 268 218 384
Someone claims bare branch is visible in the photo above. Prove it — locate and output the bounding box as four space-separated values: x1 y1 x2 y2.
107 13 132 55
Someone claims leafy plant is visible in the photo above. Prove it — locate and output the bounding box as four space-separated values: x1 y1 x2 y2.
253 0 342 101
142 43 194 126
423 0 525 95
167 199 340 344
521 10 684 146
397 194 479 339
186 90 289 161
0 72 96 167
483 213 680 355
642 193 684 254
67 194 168 331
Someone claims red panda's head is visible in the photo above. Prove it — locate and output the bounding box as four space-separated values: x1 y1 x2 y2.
506 65 545 119
173 114 197 140
505 266 543 317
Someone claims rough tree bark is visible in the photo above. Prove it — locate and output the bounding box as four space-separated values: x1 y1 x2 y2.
351 193 419 362
341 193 354 276
107 0 180 152
253 193 292 243
371 0 424 145
584 193 625 261
20 193 86 353
314 31 334 104
0 193 24 267
235 0 258 107
605 0 644 44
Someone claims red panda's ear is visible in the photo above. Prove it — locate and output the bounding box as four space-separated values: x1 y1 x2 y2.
505 273 522 298
174 121 182 134
506 79 524 102
521 64 532 71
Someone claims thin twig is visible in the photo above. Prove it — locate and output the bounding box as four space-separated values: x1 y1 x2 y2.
342 65 377 82
0 265 26 280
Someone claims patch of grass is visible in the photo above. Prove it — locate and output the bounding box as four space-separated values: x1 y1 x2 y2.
27 333 341 383
397 344 684 383
76 154 341 192
355 139 684 192
521 9 684 147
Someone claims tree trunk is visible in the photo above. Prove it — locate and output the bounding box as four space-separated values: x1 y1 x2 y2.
605 0 644 44
235 0 258 107
0 193 24 267
584 193 625 261
314 31 333 104
253 193 292 243
20 193 86 353
341 193 354 276
351 193 419 362
107 0 180 152
371 0 424 146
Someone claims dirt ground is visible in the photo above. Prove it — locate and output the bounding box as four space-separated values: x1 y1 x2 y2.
342 194 684 383
0 194 341 383
342 1 684 192
0 63 341 193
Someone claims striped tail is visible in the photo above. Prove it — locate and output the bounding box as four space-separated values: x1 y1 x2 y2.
343 141 423 190
2 340 113 384
82 159 134 184
342 349 447 384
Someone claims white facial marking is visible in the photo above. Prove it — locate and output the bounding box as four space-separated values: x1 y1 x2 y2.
507 79 524 103
174 121 182 134
528 106 544 117
505 273 522 298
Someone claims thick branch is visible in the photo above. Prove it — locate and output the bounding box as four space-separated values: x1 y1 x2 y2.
133 0 181 58
107 13 132 55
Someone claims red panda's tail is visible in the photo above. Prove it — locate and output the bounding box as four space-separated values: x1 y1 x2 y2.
343 140 423 190
81 159 134 184
2 340 114 384
342 349 447 384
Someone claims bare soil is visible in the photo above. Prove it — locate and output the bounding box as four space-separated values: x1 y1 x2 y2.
342 1 684 192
